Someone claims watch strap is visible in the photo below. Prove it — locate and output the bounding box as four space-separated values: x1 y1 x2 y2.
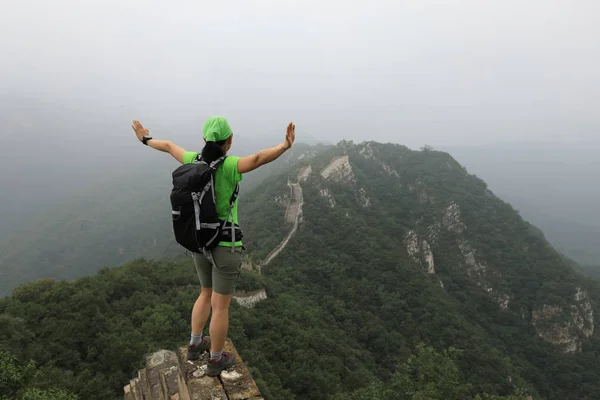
142 135 153 146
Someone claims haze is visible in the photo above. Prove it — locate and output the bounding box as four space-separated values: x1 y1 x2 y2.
2 0 599 144
1 0 599 262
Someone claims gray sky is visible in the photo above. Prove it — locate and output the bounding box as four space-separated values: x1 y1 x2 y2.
1 0 600 267
1 0 599 148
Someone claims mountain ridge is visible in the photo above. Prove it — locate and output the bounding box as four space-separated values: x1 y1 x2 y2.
297 140 596 351
2 139 600 399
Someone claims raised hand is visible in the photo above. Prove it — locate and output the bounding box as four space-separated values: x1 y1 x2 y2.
284 122 295 150
132 120 149 143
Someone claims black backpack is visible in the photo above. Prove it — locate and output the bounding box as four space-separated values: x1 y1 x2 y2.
170 155 241 253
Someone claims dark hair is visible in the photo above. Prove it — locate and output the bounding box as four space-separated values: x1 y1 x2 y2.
201 139 227 164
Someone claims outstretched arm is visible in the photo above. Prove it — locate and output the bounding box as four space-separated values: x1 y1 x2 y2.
238 122 296 174
132 120 186 164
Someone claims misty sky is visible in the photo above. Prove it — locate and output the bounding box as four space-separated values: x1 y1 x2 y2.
1 0 599 149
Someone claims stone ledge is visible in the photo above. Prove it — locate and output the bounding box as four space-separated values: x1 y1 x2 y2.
125 339 263 400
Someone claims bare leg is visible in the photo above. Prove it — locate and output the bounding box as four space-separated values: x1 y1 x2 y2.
209 292 232 352
192 287 213 335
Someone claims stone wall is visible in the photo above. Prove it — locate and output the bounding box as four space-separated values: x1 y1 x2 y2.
124 339 263 400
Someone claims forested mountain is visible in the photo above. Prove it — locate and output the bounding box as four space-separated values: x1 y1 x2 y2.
0 143 324 297
2 140 600 400
443 141 600 266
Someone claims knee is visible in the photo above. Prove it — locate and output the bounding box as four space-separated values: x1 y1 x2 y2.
211 293 232 313
199 288 213 301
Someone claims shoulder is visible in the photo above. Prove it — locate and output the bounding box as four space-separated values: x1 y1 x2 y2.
182 152 200 164
221 156 243 182
223 156 241 168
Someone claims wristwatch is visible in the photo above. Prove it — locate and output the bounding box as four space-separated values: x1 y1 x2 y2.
142 135 153 146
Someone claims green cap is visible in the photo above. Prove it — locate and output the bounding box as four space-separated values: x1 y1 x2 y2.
203 116 232 142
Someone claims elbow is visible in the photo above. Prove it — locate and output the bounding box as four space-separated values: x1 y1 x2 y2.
238 154 262 174
248 154 264 172
254 154 266 168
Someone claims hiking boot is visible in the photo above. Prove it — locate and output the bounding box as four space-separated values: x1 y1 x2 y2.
187 337 211 361
206 351 236 376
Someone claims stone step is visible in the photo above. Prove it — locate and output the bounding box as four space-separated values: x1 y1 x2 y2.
138 368 152 399
159 364 180 399
129 377 141 400
145 350 179 400
220 340 263 400
176 346 228 400
177 339 263 400
177 371 191 400
124 384 134 400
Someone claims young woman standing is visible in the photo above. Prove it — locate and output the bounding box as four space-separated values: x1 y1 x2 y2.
132 116 295 376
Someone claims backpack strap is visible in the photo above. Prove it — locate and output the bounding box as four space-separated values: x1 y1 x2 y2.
229 183 240 206
209 156 227 169
223 183 240 252
194 154 227 168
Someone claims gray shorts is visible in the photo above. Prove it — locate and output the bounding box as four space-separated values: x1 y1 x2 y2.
193 246 243 295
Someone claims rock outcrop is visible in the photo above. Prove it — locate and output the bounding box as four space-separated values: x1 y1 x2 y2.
320 156 373 207
319 188 336 208
404 230 436 274
321 155 355 183
124 339 263 400
531 286 594 353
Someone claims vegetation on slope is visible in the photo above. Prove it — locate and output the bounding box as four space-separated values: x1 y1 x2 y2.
0 258 530 400
1 141 600 400
0 351 77 400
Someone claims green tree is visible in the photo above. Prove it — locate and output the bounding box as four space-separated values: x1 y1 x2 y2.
331 344 530 400
0 351 77 400
474 390 531 400
391 343 472 400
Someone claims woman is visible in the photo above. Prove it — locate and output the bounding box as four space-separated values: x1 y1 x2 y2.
132 116 295 376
